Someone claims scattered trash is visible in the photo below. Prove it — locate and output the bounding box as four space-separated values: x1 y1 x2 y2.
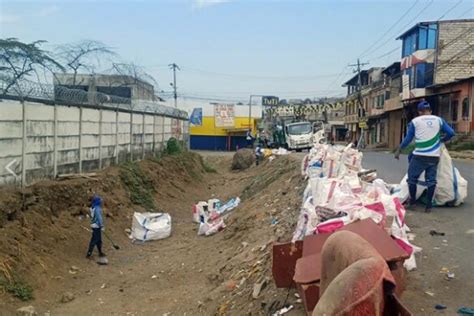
271 218 279 226
446 272 455 280
100 284 106 289
69 266 80 274
458 307 474 315
151 275 158 279
433 247 441 250
194 197 240 236
440 267 450 273
130 212 172 242
430 230 445 236
465 229 474 235
435 304 447 310
241 241 249 248
272 304 294 315
425 291 435 297
252 278 267 299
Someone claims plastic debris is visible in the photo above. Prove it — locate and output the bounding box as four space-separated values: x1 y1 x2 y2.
446 272 455 280
458 307 474 315
193 197 240 236
272 304 294 315
435 304 447 310
425 291 435 297
430 230 445 236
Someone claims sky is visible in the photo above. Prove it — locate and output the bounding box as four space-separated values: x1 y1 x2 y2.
1 0 473 106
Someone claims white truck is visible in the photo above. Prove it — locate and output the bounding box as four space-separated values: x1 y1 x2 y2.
284 121 326 151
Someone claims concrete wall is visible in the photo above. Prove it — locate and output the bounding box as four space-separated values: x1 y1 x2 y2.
435 20 474 85
0 99 188 187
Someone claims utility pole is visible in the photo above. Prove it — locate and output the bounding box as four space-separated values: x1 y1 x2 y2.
169 63 180 108
348 58 369 149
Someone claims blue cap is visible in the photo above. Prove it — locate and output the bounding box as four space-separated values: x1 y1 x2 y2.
417 101 431 111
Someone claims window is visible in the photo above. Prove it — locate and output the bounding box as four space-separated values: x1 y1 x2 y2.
415 63 426 88
419 27 428 49
462 97 470 120
380 122 385 142
452 100 459 122
427 24 437 49
385 90 391 100
403 24 437 57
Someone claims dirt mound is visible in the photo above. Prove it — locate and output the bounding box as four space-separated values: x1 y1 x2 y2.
231 149 255 170
0 152 306 315
0 152 211 311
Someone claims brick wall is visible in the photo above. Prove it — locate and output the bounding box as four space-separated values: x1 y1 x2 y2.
435 20 474 85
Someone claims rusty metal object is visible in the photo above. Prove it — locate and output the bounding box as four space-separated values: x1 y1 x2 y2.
272 219 411 314
272 240 303 288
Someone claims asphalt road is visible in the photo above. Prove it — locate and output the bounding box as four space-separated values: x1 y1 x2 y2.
362 151 474 314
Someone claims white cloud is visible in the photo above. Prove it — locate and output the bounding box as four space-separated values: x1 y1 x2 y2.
193 0 230 9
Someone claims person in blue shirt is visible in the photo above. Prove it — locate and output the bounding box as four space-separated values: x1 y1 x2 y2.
86 195 106 258
394 101 455 212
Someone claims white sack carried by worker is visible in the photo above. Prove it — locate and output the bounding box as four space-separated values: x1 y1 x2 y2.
393 145 468 206
130 212 172 241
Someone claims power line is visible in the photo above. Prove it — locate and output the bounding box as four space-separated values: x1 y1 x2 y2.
359 0 420 58
437 0 463 20
363 0 435 59
178 65 345 80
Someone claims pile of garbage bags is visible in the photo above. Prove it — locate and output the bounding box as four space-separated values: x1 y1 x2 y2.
295 143 421 271
192 197 241 236
130 212 172 242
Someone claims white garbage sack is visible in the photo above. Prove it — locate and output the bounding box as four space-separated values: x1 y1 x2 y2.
322 148 341 178
130 212 172 241
393 146 468 206
192 201 208 223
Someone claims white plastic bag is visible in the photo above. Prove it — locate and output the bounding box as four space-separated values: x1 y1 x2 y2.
192 201 208 223
131 212 172 241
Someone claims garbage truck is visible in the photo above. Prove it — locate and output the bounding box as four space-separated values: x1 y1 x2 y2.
284 121 312 151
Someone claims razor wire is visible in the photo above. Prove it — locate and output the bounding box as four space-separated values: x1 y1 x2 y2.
1 79 188 119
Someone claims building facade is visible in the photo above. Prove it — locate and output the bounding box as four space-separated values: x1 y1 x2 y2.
396 19 473 134
54 73 157 102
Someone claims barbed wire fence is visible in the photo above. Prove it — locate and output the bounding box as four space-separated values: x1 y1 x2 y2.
0 79 189 120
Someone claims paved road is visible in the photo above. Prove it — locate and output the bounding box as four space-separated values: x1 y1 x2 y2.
363 151 474 313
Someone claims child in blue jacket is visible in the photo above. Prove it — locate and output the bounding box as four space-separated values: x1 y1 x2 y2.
86 195 106 258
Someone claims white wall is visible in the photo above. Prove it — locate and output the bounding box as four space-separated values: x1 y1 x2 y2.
0 99 188 186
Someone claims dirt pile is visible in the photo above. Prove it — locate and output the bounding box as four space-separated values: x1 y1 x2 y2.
0 152 306 315
231 149 255 170
0 152 210 310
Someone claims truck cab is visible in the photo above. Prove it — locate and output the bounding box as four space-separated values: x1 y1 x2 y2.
284 121 313 151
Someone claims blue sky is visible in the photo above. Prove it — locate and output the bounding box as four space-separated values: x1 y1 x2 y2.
1 0 472 103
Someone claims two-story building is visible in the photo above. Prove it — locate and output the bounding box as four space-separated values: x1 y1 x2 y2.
396 19 473 133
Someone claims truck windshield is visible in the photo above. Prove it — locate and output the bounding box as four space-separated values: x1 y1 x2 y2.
287 123 312 135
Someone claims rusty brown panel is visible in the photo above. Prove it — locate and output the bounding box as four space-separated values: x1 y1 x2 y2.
293 253 321 284
272 240 303 288
303 219 409 261
297 282 320 315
